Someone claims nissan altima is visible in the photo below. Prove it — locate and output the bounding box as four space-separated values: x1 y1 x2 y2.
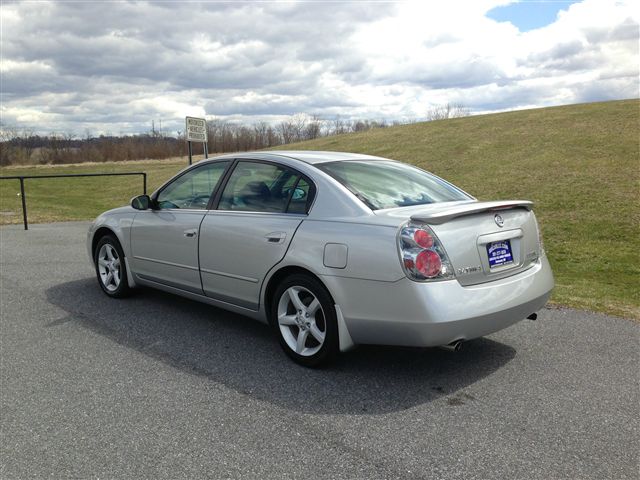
87 151 554 366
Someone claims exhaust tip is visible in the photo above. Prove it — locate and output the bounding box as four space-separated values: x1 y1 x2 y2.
527 313 538 321
440 339 464 352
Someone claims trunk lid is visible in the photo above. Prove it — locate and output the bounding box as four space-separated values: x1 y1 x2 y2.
377 200 541 286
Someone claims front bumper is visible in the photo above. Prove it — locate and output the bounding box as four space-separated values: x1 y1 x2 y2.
321 255 554 347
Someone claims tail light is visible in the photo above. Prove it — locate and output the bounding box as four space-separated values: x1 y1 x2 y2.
398 222 454 281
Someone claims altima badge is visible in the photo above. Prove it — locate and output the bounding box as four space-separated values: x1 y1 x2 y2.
457 265 482 275
494 214 504 227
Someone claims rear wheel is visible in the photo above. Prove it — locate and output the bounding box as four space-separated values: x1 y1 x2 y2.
94 235 130 298
271 274 339 367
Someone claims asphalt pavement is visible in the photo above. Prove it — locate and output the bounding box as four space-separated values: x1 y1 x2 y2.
1 222 638 479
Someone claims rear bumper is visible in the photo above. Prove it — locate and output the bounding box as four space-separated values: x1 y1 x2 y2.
321 255 554 347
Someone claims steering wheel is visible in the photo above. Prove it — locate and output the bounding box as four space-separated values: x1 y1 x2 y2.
185 194 211 209
157 200 180 209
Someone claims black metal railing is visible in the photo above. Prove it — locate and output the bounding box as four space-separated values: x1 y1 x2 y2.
0 172 147 230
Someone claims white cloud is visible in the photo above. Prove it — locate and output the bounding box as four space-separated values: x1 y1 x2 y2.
0 0 637 135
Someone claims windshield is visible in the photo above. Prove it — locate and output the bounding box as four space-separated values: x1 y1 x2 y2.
318 160 471 210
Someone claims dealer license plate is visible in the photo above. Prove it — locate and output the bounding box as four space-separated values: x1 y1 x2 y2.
486 240 514 268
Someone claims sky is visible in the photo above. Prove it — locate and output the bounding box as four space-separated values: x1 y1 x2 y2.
487 1 581 31
1 0 638 136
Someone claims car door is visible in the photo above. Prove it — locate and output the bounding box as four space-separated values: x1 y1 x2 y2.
130 160 230 294
199 160 315 310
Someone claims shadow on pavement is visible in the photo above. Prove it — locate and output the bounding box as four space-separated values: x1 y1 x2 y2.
46 278 516 414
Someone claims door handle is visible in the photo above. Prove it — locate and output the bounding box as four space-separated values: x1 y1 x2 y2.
265 231 286 244
184 229 198 238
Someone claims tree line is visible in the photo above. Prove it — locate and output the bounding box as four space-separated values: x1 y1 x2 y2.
0 104 469 166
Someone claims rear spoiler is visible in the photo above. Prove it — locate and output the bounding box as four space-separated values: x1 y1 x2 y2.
411 200 533 225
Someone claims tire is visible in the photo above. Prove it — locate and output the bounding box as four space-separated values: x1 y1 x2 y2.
271 274 339 367
94 234 131 298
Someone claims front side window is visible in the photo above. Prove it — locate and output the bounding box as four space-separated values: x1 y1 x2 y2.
318 160 471 210
157 161 229 210
218 161 312 213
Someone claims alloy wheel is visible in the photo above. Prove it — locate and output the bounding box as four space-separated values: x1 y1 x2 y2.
97 243 121 292
277 286 326 356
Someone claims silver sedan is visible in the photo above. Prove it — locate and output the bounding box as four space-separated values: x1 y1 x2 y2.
87 151 554 366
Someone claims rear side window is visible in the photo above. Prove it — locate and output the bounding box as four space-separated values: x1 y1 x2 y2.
287 177 312 214
318 160 471 210
218 161 314 214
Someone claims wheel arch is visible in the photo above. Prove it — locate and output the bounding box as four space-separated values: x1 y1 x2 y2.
263 264 355 352
92 227 118 257
263 265 332 326
91 225 137 288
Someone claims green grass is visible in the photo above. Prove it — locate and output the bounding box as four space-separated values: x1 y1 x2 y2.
1 100 638 319
0 158 188 224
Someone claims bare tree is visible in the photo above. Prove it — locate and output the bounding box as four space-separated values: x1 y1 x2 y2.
305 115 323 140
253 121 269 149
426 103 470 121
290 113 309 142
277 121 295 144
333 116 348 135
266 125 279 147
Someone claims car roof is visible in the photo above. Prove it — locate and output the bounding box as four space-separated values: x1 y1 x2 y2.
217 150 388 165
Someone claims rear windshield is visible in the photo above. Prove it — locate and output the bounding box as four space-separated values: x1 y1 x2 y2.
318 160 471 210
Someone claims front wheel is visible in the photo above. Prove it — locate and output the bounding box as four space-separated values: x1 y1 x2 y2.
94 235 130 298
271 274 339 367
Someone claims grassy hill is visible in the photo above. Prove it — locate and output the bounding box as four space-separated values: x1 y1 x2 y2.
273 99 639 319
1 99 638 318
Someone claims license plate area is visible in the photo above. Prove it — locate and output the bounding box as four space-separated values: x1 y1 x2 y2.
486 240 514 268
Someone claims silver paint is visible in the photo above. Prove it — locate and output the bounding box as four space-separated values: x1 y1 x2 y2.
88 151 554 352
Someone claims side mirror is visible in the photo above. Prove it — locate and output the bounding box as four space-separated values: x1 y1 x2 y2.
131 194 151 210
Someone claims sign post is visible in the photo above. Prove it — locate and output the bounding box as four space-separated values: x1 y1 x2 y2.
185 116 208 165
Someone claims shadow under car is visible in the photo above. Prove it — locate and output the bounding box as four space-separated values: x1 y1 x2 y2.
45 278 517 415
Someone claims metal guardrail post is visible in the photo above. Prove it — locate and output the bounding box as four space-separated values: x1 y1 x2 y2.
19 177 28 230
0 172 148 231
